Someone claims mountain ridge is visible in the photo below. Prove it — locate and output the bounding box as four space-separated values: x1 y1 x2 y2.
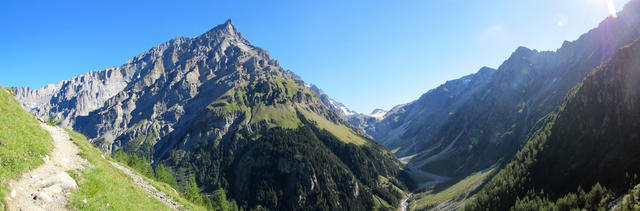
353 0 640 189
466 37 640 210
13 20 408 210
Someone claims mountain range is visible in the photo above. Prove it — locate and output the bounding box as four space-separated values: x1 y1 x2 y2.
468 33 640 211
9 0 640 210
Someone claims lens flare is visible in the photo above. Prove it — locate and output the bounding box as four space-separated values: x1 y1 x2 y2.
606 0 618 18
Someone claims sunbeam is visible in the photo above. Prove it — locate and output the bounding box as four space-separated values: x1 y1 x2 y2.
607 0 618 18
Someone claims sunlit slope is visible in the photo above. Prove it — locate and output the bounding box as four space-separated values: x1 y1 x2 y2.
0 87 54 209
466 39 640 210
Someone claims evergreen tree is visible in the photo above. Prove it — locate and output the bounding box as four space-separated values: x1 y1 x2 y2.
185 176 204 205
154 164 179 188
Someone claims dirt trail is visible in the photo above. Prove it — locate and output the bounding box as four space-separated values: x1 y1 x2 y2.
5 123 86 211
108 161 183 210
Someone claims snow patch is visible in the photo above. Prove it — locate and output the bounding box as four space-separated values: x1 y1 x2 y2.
369 109 388 119
340 106 356 116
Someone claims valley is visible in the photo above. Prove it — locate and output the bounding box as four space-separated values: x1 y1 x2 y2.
3 0 640 210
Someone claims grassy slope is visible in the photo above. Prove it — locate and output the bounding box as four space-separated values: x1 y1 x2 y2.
0 87 54 210
191 77 403 209
65 129 206 210
129 75 398 209
250 103 300 129
298 106 367 145
207 76 367 145
412 168 495 210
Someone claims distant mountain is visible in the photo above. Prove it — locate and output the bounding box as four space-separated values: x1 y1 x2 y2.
305 83 358 117
360 67 495 156
365 0 640 190
466 36 640 210
369 109 388 120
14 20 407 210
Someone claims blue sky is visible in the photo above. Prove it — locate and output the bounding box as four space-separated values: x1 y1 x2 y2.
0 0 629 113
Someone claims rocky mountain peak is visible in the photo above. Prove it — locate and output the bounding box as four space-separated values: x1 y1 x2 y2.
204 19 236 33
198 19 244 43
11 19 407 210
223 19 234 29
512 46 536 58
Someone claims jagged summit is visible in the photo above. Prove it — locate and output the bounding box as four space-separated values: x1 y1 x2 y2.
205 19 235 33
511 46 536 57
199 19 244 41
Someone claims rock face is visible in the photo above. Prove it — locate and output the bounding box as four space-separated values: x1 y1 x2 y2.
14 20 407 210
467 35 640 211
13 66 135 127
72 20 272 152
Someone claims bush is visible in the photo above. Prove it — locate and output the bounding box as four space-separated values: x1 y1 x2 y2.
46 116 58 126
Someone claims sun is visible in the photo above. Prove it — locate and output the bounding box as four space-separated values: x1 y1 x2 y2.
606 0 618 18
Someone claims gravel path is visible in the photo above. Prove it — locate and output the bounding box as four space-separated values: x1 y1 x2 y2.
5 123 86 211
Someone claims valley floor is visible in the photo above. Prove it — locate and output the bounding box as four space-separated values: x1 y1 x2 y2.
409 166 496 210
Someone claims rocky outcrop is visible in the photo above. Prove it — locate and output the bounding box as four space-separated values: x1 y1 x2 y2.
71 20 276 153
13 66 136 127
